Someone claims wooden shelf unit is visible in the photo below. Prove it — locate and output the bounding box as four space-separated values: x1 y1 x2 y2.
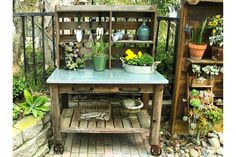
55 5 157 69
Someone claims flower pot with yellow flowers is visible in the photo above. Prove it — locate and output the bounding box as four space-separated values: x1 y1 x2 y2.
120 49 161 74
208 15 223 61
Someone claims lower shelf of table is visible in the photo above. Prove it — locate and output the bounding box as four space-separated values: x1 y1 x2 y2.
61 108 151 134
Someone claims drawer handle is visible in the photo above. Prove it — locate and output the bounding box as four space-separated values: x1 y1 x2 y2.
72 87 94 92
119 88 141 93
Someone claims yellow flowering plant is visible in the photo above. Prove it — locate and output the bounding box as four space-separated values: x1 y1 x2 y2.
124 49 154 66
208 15 223 47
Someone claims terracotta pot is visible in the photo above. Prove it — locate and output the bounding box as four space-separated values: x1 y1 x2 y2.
211 46 223 61
189 42 207 60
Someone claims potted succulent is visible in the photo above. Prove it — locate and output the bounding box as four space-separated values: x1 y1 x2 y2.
189 18 208 60
61 42 85 70
183 89 223 145
208 15 223 60
120 49 160 74
191 64 221 86
92 39 108 71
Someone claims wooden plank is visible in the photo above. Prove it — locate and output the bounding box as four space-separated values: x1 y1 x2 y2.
80 134 88 154
71 134 81 154
59 22 109 30
112 22 151 30
71 109 79 128
112 40 153 44
58 12 110 18
97 120 105 128
88 120 96 128
121 115 132 129
185 57 223 64
61 109 74 129
150 85 164 145
57 5 156 12
79 119 88 129
136 110 149 129
113 110 123 128
64 134 73 151
61 127 148 133
88 134 96 154
170 4 188 134
130 114 141 128
105 113 114 129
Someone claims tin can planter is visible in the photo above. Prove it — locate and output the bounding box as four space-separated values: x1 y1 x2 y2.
120 57 160 74
189 42 207 60
211 46 223 61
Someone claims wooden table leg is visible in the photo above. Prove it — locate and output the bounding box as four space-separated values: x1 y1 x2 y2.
142 93 149 110
150 85 164 156
50 84 64 154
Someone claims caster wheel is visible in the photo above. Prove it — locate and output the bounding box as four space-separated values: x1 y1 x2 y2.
150 145 162 156
54 143 64 154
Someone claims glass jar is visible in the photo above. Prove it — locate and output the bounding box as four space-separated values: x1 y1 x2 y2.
137 20 150 41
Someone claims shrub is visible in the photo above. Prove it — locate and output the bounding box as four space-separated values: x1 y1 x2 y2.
13 76 27 100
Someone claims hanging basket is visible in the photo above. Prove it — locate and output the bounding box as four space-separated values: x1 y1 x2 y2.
120 57 160 74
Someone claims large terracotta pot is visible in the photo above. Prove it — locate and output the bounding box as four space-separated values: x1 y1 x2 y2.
211 46 223 61
189 42 207 60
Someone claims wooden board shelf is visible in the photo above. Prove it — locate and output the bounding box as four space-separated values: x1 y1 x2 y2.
61 108 150 134
112 40 153 44
185 57 223 64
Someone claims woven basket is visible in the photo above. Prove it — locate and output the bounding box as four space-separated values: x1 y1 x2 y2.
77 101 111 121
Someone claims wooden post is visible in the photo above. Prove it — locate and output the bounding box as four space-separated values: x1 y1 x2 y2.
50 84 62 143
169 5 187 134
150 85 164 145
142 93 149 110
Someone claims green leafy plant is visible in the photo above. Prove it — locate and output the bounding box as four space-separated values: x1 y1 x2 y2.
124 49 154 66
92 39 108 56
13 76 27 100
19 90 50 118
190 89 200 97
13 103 24 121
190 18 208 45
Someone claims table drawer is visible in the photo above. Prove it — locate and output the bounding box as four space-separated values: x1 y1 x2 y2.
58 84 154 93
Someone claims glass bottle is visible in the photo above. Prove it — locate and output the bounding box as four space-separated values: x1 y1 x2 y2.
137 19 150 41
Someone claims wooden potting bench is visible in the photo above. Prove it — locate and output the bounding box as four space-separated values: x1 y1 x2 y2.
47 5 169 156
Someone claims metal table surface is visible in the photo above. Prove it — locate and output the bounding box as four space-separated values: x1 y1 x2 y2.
46 68 169 84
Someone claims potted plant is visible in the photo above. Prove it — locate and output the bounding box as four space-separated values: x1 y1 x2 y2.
183 89 223 145
189 18 208 60
191 64 221 86
120 49 160 74
208 15 223 60
92 39 108 71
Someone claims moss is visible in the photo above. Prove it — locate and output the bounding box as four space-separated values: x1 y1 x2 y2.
14 115 41 130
